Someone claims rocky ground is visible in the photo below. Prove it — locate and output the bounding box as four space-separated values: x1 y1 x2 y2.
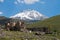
0 29 60 40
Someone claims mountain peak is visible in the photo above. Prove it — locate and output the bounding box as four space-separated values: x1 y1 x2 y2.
10 10 48 21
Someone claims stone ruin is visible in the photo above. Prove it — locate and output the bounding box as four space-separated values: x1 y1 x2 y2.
5 21 26 31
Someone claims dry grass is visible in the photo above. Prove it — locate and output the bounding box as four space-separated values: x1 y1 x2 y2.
0 30 60 40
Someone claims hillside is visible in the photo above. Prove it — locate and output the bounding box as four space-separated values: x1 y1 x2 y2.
0 16 11 25
0 16 20 25
0 15 60 40
27 15 60 32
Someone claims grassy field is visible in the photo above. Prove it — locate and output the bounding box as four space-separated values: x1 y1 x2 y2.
0 30 60 40
0 15 60 40
26 15 60 33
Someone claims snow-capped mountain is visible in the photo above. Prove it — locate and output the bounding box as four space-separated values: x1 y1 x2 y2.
10 10 48 21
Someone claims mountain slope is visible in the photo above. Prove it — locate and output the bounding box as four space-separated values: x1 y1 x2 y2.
10 10 48 21
27 15 60 32
36 15 60 26
0 16 11 25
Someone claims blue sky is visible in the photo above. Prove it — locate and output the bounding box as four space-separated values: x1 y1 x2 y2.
0 0 60 17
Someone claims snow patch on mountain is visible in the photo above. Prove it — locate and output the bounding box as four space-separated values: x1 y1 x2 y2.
10 10 48 20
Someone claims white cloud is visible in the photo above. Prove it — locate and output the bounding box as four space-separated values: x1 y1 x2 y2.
23 0 39 4
0 12 3 14
14 1 18 4
14 0 39 4
40 1 45 4
0 0 4 3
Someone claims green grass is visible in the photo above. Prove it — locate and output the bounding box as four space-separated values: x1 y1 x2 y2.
0 15 60 40
0 30 60 40
26 15 60 32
